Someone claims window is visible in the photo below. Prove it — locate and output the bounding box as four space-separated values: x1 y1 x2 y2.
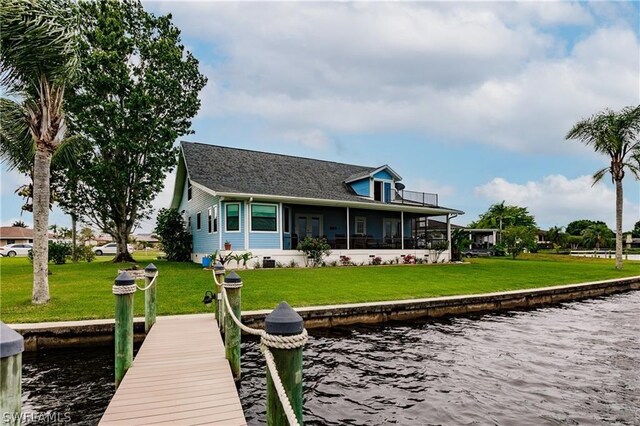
207 207 213 233
251 204 277 232
188 216 191 229
187 180 192 201
283 207 290 233
214 206 218 232
7 239 15 244
196 212 201 230
226 203 240 231
355 216 367 235
374 181 383 201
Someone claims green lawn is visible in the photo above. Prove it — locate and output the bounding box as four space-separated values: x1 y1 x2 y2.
1 253 639 324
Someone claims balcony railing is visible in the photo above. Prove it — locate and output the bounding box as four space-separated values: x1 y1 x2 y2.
395 189 438 207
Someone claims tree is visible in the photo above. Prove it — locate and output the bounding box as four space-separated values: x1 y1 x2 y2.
0 0 79 304
470 202 537 230
450 229 472 261
581 224 614 250
154 208 191 262
79 227 95 244
546 226 567 250
631 220 640 238
501 226 537 259
565 219 609 236
61 0 206 262
566 106 640 269
11 220 27 228
62 0 207 262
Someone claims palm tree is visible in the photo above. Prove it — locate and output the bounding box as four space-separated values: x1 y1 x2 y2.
581 224 613 250
566 106 640 270
1 0 79 304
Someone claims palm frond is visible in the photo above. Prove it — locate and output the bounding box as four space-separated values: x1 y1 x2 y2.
591 167 608 185
0 0 80 95
0 97 34 171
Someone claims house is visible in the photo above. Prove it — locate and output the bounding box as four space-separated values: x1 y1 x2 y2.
0 227 34 246
464 228 499 249
171 142 464 266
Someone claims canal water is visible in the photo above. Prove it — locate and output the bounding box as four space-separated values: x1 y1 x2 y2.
21 291 640 425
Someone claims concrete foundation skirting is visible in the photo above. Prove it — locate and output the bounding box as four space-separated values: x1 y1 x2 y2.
9 277 640 351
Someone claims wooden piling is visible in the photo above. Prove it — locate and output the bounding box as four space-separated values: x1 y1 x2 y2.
144 263 158 333
1 322 23 426
264 302 306 425
214 262 225 327
223 271 243 381
113 272 136 389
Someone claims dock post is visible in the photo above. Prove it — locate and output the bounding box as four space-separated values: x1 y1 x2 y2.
214 261 225 328
264 302 306 425
1 322 24 426
113 271 136 389
144 263 158 333
223 271 243 381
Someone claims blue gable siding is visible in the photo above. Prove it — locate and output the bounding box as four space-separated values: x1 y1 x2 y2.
350 178 370 196
221 201 245 250
184 184 220 254
373 169 394 180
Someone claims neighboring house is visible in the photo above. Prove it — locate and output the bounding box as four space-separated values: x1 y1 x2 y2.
171 142 464 266
133 233 160 248
464 228 500 249
0 227 34 246
625 234 640 249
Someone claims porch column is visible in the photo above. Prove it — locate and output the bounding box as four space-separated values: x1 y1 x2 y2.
346 207 350 250
401 211 404 250
446 214 452 252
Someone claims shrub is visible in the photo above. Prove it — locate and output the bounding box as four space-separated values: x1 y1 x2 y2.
340 256 352 266
154 208 192 262
288 259 298 268
297 237 331 267
415 257 424 264
371 256 382 265
75 244 96 262
403 254 415 264
328 260 339 267
28 241 72 264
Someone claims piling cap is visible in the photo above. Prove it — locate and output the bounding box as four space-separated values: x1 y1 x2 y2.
145 263 158 272
214 261 225 273
265 302 304 335
115 271 135 286
224 270 242 284
0 322 24 358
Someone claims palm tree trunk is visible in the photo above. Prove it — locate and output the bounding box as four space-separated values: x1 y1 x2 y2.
32 147 51 304
615 178 623 270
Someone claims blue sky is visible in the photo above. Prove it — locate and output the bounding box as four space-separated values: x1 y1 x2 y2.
1 1 639 232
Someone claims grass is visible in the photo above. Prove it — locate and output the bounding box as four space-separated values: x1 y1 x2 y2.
1 253 639 324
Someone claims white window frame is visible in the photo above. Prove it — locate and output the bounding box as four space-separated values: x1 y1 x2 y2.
355 216 367 235
249 203 279 233
207 207 213 234
196 211 202 231
213 205 218 233
225 202 241 233
371 178 394 203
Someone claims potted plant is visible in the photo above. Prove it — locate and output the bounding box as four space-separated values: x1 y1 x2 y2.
224 240 232 251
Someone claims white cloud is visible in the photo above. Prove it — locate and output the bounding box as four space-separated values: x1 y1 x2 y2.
282 129 330 151
151 2 638 155
474 174 640 230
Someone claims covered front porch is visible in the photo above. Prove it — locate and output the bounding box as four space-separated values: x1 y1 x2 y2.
281 204 453 252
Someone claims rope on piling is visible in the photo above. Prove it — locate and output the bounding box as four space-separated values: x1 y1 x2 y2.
219 283 306 426
112 284 137 295
135 272 158 292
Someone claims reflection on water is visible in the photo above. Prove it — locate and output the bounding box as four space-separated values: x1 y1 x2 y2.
21 292 640 425
239 291 640 425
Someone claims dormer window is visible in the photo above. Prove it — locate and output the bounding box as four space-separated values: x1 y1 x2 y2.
374 181 383 202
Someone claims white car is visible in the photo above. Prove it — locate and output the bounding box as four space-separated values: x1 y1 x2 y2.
93 243 134 256
0 243 33 257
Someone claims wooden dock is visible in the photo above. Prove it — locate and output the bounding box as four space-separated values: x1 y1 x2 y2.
99 314 246 425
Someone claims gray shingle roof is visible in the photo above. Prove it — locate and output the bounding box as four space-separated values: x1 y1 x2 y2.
182 142 378 202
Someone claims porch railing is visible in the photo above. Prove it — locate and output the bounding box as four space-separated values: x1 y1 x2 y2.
395 189 438 207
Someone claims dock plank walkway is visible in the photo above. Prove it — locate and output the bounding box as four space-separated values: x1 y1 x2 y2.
99 315 246 425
